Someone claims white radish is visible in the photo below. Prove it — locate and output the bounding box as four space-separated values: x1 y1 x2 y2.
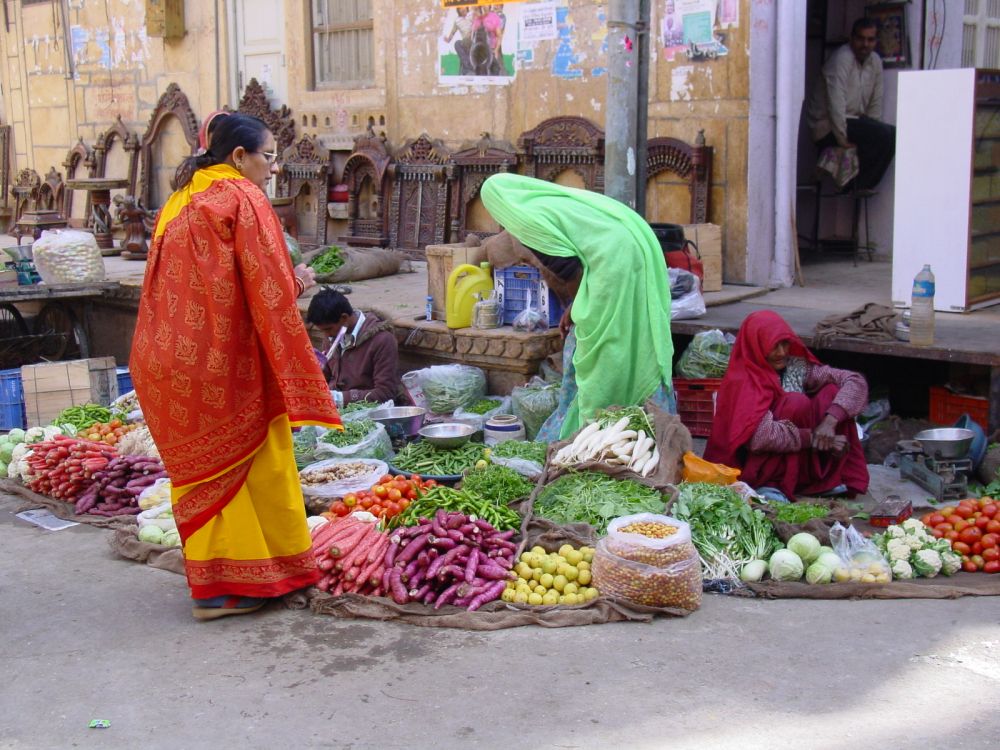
631 451 653 474
641 447 660 477
629 437 655 468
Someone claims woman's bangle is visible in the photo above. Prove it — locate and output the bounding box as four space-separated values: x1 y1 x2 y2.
294 276 305 297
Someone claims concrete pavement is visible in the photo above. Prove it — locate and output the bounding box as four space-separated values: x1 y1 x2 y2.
2 492 998 750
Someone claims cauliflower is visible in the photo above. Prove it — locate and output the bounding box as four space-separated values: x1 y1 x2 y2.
941 550 962 576
41 425 63 441
901 518 924 533
24 426 45 444
931 538 953 556
891 559 914 580
9 444 33 482
911 548 943 578
903 534 926 552
886 538 912 562
887 525 906 539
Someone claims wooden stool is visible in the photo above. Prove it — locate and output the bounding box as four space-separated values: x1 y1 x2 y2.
797 180 876 266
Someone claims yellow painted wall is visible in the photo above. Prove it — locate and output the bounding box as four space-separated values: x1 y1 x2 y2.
286 0 752 281
0 0 229 198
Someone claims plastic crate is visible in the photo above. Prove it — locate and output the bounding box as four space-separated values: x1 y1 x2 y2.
673 377 722 438
0 367 27 430
494 265 565 327
116 367 133 395
928 385 989 428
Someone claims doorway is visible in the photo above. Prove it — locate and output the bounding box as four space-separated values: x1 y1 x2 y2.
232 0 288 106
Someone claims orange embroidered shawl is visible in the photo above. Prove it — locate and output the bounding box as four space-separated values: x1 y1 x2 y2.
130 165 341 491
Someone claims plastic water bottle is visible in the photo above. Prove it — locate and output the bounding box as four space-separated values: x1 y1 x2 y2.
910 264 935 347
425 295 433 322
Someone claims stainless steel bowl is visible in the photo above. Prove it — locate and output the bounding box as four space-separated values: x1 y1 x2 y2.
419 422 476 448
369 406 426 437
914 428 975 459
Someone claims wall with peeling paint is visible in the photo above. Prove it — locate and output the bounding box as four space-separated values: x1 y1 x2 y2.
283 1 753 281
0 0 229 198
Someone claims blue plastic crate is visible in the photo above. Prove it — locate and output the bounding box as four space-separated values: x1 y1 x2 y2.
494 265 565 327
116 367 133 395
0 368 26 430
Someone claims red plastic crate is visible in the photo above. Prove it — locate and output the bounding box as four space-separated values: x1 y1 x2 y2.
674 378 722 438
928 385 989 428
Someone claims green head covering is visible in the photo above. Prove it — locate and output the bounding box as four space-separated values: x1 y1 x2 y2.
481 173 673 437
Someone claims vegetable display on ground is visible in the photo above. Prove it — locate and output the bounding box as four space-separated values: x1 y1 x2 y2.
320 419 377 448
459 464 534 506
391 441 487 476
531 472 666 534
770 502 831 524
382 509 517 610
311 515 389 596
490 440 547 466
75 419 140 447
920 497 999 573
551 408 659 476
505 544 598 605
327 474 436 522
388 485 520 532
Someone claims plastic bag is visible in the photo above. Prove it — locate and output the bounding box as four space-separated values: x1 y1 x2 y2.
314 421 394 462
668 268 706 320
299 457 388 499
340 399 395 424
592 514 702 610
681 451 740 484
418 364 487 414
489 453 543 481
676 329 735 379
452 395 513 431
137 500 177 531
293 426 323 470
137 477 172 510
284 232 303 266
511 376 560 440
401 370 427 412
512 291 548 333
31 229 106 284
829 521 892 583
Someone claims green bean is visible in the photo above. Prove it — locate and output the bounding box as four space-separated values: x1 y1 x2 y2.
388 485 520 531
392 441 486 476
464 398 503 415
459 464 534 506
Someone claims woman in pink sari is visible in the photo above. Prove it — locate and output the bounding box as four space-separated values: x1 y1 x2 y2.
704 311 869 499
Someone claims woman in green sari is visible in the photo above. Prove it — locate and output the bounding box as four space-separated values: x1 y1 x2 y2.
481 173 674 439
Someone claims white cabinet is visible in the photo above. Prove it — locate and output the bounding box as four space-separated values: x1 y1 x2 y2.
892 69 1000 312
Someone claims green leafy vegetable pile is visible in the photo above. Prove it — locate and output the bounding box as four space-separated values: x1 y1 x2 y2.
320 419 376 447
463 398 503 415
308 246 344 274
460 464 534 506
491 440 547 466
532 471 665 534
672 482 782 580
771 502 831 524
340 400 379 416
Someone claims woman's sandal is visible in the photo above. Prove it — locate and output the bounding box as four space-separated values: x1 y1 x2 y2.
191 596 267 621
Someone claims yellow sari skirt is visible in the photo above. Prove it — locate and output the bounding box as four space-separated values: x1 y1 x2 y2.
171 415 319 599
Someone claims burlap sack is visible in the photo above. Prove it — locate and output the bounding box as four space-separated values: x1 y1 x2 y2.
755 499 854 546
2 479 139 530
741 573 1000 600
541 401 692 493
306 247 403 284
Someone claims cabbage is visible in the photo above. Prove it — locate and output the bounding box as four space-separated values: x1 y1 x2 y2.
768 549 804 581
740 559 768 582
162 530 181 547
137 525 164 545
815 552 843 572
0 459 7 477
7 428 25 444
787 532 822 564
0 442 13 464
816 545 835 558
805 560 833 584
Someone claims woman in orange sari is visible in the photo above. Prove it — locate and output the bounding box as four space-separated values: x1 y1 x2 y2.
131 114 342 620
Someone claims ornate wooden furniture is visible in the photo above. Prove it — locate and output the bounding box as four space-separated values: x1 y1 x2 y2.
92 116 140 197
276 135 330 248
645 130 713 224
137 83 200 212
0 125 12 231
10 168 66 243
448 133 518 243
37 168 65 215
64 178 130 250
387 134 451 257
62 140 96 224
518 116 605 191
340 128 392 248
234 78 296 160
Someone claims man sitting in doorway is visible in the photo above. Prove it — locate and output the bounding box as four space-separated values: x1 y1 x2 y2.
806 16 896 191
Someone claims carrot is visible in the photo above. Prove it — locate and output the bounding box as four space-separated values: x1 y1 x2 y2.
337 526 381 570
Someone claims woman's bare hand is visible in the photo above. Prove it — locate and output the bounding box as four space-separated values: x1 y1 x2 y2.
558 302 573 339
811 415 839 451
293 263 317 293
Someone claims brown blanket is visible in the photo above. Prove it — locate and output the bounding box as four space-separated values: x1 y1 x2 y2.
813 302 899 349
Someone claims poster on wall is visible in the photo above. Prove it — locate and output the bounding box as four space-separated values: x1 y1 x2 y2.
661 0 731 62
440 2 527 85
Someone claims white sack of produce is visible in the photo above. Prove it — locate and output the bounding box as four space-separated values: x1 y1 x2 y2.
137 500 176 532
414 364 487 414
591 514 702 611
313 419 393 462
31 229 106 284
299 457 388 498
137 477 171 510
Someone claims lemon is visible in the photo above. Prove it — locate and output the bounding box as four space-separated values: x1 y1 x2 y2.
552 574 568 593
564 593 579 605
577 569 592 586
563 566 578 582
531 545 546 556
565 549 584 566
541 558 558 575
577 561 590 572
519 552 532 564
515 563 532 579
542 591 560 606
558 544 574 557
584 587 599 601
514 591 529 604
539 573 554 589
475 459 488 470
534 584 547 596
555 556 568 565
531 568 543 582
861 573 876 584
501 588 516 603
833 567 850 583
581 548 594 563
528 592 543 605
563 582 579 596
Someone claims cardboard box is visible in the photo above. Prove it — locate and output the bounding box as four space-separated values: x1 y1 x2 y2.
682 223 722 292
21 357 118 427
425 242 489 321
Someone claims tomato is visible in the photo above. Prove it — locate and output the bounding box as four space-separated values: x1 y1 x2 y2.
939 505 956 516
982 504 998 518
343 494 357 508
931 528 945 538
983 547 1000 562
987 520 1000 535
959 527 983 545
953 541 972 555
387 488 402 502
945 530 961 541
373 484 388 498
329 500 349 517
971 555 986 570
953 505 975 519
399 497 411 510
953 519 970 533
985 560 1000 574
981 533 999 549
360 496 374 509
927 513 946 526
934 522 954 532
973 542 984 555
963 560 980 572
409 474 422 482
975 515 991 530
